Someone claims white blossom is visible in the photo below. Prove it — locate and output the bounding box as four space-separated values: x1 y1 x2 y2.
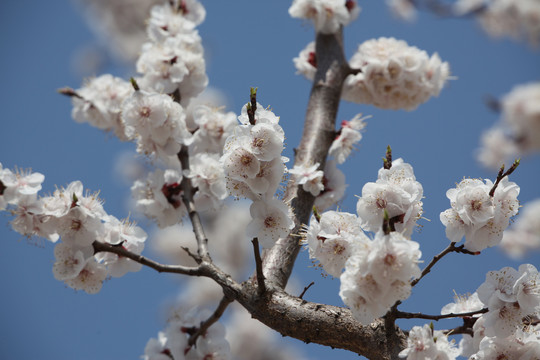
190 105 237 154
246 198 294 248
65 258 108 294
329 114 368 164
289 0 360 34
293 41 317 81
399 324 459 359
440 177 520 251
457 0 540 47
303 211 368 277
343 37 450 111
122 90 192 160
70 74 133 140
356 158 423 237
184 153 227 211
147 0 206 43
131 169 187 228
289 162 324 196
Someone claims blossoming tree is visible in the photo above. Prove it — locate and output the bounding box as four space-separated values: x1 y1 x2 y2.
1 1 540 359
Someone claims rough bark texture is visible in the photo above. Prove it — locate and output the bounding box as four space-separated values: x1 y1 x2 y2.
262 30 352 289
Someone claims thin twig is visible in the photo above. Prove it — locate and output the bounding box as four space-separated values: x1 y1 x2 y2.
299 281 315 299
57 87 83 99
395 308 488 321
177 146 210 261
187 295 233 346
489 159 520 197
93 241 201 275
411 242 478 287
251 238 266 295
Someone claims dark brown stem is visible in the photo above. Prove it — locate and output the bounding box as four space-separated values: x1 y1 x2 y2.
489 159 520 197
251 238 266 295
411 242 478 287
395 308 488 321
177 146 210 261
298 281 315 299
92 241 201 275
188 295 233 346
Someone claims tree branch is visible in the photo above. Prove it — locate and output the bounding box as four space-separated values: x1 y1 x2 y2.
235 284 407 360
177 145 211 261
411 242 478 287
251 237 266 295
395 308 488 321
262 28 351 290
187 295 233 346
92 241 202 275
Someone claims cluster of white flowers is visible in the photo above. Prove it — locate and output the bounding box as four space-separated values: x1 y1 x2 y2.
399 324 460 359
340 230 422 324
288 0 360 34
342 37 450 111
143 307 231 360
1 164 147 294
454 0 540 47
440 176 520 252
189 105 237 154
122 90 193 160
500 199 540 258
329 114 368 164
69 74 133 140
220 101 293 248
303 161 423 324
138 0 207 100
289 162 324 196
356 158 424 237
478 82 540 169
131 168 186 228
293 41 317 81
457 264 540 359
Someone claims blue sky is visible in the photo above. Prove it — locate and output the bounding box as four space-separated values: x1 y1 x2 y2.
1 1 539 359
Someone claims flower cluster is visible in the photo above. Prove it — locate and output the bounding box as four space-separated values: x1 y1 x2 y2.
303 204 422 324
454 0 540 47
356 158 424 237
454 264 540 358
288 0 360 34
220 101 293 248
131 168 186 228
1 164 146 294
478 82 540 169
143 307 231 360
342 37 450 111
399 324 459 359
440 176 520 252
69 74 133 140
122 90 193 160
340 230 422 324
138 0 207 100
288 162 324 196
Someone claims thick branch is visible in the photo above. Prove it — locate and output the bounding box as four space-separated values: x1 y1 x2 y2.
92 241 201 275
262 29 352 289
235 284 407 360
